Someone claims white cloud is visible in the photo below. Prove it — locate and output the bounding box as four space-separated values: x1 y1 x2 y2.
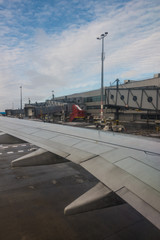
0 0 160 111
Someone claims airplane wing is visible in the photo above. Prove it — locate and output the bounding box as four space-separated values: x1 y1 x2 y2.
0 116 160 229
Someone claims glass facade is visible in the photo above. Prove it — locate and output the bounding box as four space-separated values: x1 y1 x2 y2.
84 95 105 103
87 106 101 110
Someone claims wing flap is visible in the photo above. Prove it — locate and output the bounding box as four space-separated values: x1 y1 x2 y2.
117 187 160 230
81 156 160 215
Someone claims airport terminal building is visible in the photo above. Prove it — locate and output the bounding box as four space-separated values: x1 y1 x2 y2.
56 73 160 124
5 73 160 127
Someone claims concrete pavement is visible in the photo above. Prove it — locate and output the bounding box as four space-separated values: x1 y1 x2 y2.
0 142 160 240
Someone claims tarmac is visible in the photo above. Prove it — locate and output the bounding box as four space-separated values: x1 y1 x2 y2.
0 141 160 240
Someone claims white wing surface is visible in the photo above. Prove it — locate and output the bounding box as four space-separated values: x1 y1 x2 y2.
0 117 160 229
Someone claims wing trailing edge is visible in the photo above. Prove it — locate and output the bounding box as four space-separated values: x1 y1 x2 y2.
117 187 160 230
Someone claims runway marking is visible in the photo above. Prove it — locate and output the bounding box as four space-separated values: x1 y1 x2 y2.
3 146 8 149
0 153 2 155
7 152 14 154
21 144 26 147
18 150 24 153
12 145 18 148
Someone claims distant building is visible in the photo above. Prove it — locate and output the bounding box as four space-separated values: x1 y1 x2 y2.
5 109 24 117
0 112 6 117
5 73 160 125
24 100 68 121
56 73 160 123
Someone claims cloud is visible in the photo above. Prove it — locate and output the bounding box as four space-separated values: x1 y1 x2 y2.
0 0 160 110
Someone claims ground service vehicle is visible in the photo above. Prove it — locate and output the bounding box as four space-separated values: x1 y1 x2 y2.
69 104 86 122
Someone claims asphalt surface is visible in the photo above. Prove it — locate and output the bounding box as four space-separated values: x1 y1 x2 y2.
0 141 160 240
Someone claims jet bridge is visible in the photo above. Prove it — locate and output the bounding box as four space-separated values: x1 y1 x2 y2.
105 87 160 111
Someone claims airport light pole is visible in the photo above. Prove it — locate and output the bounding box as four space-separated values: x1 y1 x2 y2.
97 32 108 121
52 90 54 100
20 86 22 110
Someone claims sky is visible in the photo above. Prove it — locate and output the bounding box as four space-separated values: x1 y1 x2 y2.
0 0 160 111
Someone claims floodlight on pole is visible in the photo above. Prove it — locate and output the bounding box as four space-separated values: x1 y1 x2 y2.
52 90 54 100
20 86 22 110
97 32 108 121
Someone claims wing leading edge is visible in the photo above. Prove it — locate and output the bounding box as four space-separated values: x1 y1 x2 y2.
0 116 160 229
